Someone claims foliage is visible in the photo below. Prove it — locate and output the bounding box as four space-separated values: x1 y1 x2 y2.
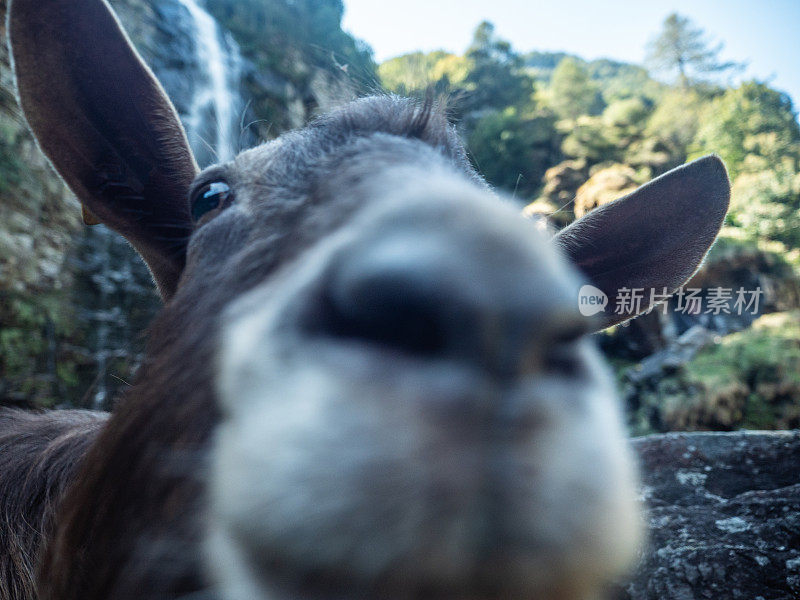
682 312 800 430
729 167 800 247
467 107 558 198
375 20 800 270
375 22 548 194
689 312 800 388
206 0 374 79
644 88 705 166
547 57 602 120
461 21 533 112
587 60 664 105
646 12 743 89
690 82 800 179
688 82 800 246
558 98 656 170
621 311 800 435
378 51 469 97
0 291 84 407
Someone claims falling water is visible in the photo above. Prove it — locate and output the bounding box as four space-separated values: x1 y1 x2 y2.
72 222 156 411
175 0 243 165
71 0 245 410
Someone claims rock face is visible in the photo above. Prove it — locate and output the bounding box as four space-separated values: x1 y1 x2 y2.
522 159 588 226
617 431 800 600
574 163 640 218
617 311 800 435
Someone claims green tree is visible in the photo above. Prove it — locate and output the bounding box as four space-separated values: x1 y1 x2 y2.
558 97 654 168
467 108 558 198
588 60 664 105
729 168 800 247
646 13 742 89
691 82 800 246
548 57 602 119
378 51 469 96
691 82 800 179
461 21 532 112
559 115 617 164
644 88 706 165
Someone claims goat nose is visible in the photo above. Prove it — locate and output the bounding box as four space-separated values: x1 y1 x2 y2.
314 232 586 375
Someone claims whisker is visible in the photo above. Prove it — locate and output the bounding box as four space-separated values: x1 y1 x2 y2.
512 173 523 200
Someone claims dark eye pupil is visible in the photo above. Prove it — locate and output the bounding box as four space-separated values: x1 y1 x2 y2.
192 181 230 221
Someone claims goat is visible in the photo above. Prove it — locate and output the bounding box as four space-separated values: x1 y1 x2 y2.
1 0 730 598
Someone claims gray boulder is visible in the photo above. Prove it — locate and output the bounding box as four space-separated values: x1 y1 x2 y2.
617 431 800 599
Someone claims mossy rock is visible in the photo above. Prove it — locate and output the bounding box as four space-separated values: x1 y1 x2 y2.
625 311 800 434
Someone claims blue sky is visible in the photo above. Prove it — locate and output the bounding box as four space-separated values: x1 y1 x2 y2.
342 0 800 109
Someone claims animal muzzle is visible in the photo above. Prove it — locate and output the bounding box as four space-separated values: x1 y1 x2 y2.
305 202 590 381
209 181 643 600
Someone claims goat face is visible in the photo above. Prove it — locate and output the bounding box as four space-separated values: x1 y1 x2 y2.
198 114 639 599
9 1 729 599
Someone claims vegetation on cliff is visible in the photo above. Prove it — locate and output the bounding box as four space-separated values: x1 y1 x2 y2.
0 0 371 407
205 0 375 134
626 311 800 433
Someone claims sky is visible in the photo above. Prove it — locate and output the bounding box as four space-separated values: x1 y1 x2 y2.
341 0 800 109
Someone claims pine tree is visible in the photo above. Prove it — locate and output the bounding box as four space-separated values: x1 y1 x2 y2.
646 13 742 89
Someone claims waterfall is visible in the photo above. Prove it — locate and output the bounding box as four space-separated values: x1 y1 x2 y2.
69 0 245 410
71 222 156 411
175 0 243 166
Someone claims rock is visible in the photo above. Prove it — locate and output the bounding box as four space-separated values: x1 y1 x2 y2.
541 159 588 203
574 163 640 218
523 159 587 226
626 325 718 385
616 431 800 600
689 236 800 316
619 312 800 434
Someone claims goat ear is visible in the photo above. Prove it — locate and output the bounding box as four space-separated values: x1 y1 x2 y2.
9 0 198 299
554 155 730 329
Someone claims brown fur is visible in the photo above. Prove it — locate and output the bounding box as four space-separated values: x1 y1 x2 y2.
0 410 106 599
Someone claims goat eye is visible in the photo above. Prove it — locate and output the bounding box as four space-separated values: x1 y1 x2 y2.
192 181 231 222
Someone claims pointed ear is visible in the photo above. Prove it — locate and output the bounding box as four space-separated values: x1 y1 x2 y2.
9 0 198 299
554 155 730 329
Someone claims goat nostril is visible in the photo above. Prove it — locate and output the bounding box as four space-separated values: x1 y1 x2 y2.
315 269 448 356
307 237 593 371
